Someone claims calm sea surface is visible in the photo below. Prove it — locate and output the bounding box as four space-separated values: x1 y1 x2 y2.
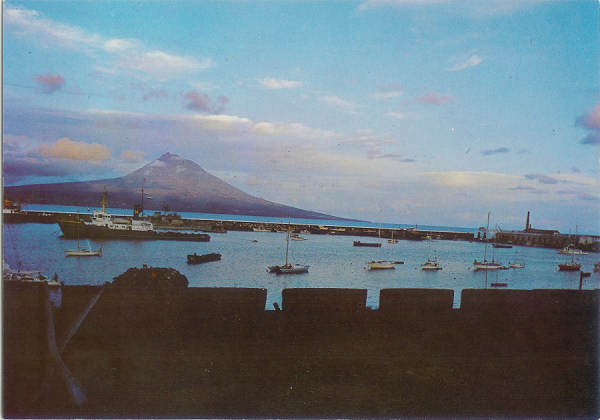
3 220 598 309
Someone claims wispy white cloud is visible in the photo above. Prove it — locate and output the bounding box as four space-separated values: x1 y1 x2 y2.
259 78 302 89
321 95 358 113
447 54 484 71
4 5 213 81
385 111 407 120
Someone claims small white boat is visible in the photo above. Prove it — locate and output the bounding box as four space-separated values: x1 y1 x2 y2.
557 245 588 255
253 227 271 232
509 262 525 269
65 240 102 257
474 212 506 271
421 258 442 271
473 260 507 270
367 260 396 270
267 224 309 275
290 234 307 241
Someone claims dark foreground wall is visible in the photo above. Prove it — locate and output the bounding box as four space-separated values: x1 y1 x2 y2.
3 283 598 418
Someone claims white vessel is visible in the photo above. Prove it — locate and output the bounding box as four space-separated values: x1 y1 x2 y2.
421 257 442 271
474 212 506 271
267 224 309 275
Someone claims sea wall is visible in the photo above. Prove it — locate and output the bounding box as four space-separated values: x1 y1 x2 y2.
3 281 598 418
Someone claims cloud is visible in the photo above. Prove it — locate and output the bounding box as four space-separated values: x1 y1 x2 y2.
373 83 404 100
4 5 212 81
385 112 407 120
447 55 484 71
2 157 74 179
415 91 453 106
37 137 111 162
508 185 538 191
575 104 600 145
481 147 509 156
33 74 65 94
524 173 558 184
117 51 213 81
184 90 228 114
119 150 145 163
321 95 358 113
259 78 302 89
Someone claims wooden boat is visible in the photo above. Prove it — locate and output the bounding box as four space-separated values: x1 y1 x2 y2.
353 241 381 247
558 248 581 271
187 252 221 264
490 282 508 287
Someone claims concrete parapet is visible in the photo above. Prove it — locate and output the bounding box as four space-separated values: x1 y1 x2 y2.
282 288 367 315
379 288 454 319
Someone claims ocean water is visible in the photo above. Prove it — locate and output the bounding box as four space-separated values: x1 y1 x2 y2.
3 222 598 309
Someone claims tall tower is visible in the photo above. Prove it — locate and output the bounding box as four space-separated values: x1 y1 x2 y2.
525 211 530 231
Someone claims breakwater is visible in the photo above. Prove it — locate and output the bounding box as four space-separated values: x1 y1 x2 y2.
4 277 598 418
1 209 477 242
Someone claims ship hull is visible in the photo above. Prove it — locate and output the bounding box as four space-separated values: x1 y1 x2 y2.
58 221 210 242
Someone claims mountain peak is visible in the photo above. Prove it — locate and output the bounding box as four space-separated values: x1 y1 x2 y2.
157 152 181 161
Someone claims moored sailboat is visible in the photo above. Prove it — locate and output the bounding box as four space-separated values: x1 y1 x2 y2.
473 212 507 270
267 224 309 275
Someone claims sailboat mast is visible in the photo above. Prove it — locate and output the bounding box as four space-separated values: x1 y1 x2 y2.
483 211 490 262
285 224 290 266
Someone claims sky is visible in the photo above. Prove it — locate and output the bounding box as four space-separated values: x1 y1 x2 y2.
2 0 599 233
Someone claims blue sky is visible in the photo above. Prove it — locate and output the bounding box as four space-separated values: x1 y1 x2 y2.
3 0 599 232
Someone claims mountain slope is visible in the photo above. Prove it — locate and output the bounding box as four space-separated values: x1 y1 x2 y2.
4 153 343 219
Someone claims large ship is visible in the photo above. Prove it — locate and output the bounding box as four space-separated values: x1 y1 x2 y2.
58 189 210 242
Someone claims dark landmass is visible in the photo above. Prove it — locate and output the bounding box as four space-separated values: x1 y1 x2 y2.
3 267 598 418
3 153 350 220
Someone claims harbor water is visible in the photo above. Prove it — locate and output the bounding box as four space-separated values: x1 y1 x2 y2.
3 222 598 309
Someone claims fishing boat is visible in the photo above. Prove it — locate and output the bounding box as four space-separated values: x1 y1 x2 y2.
290 233 307 241
187 252 221 264
473 212 506 270
58 188 210 242
267 224 309 275
421 257 442 271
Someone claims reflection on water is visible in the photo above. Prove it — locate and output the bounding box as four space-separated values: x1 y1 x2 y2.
3 223 598 309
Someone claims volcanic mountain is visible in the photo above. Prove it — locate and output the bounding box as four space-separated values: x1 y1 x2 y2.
4 153 342 219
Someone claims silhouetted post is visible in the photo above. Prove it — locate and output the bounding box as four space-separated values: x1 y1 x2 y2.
579 271 583 290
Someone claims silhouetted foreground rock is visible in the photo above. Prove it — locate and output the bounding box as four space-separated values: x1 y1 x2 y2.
112 266 188 291
3 279 598 418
